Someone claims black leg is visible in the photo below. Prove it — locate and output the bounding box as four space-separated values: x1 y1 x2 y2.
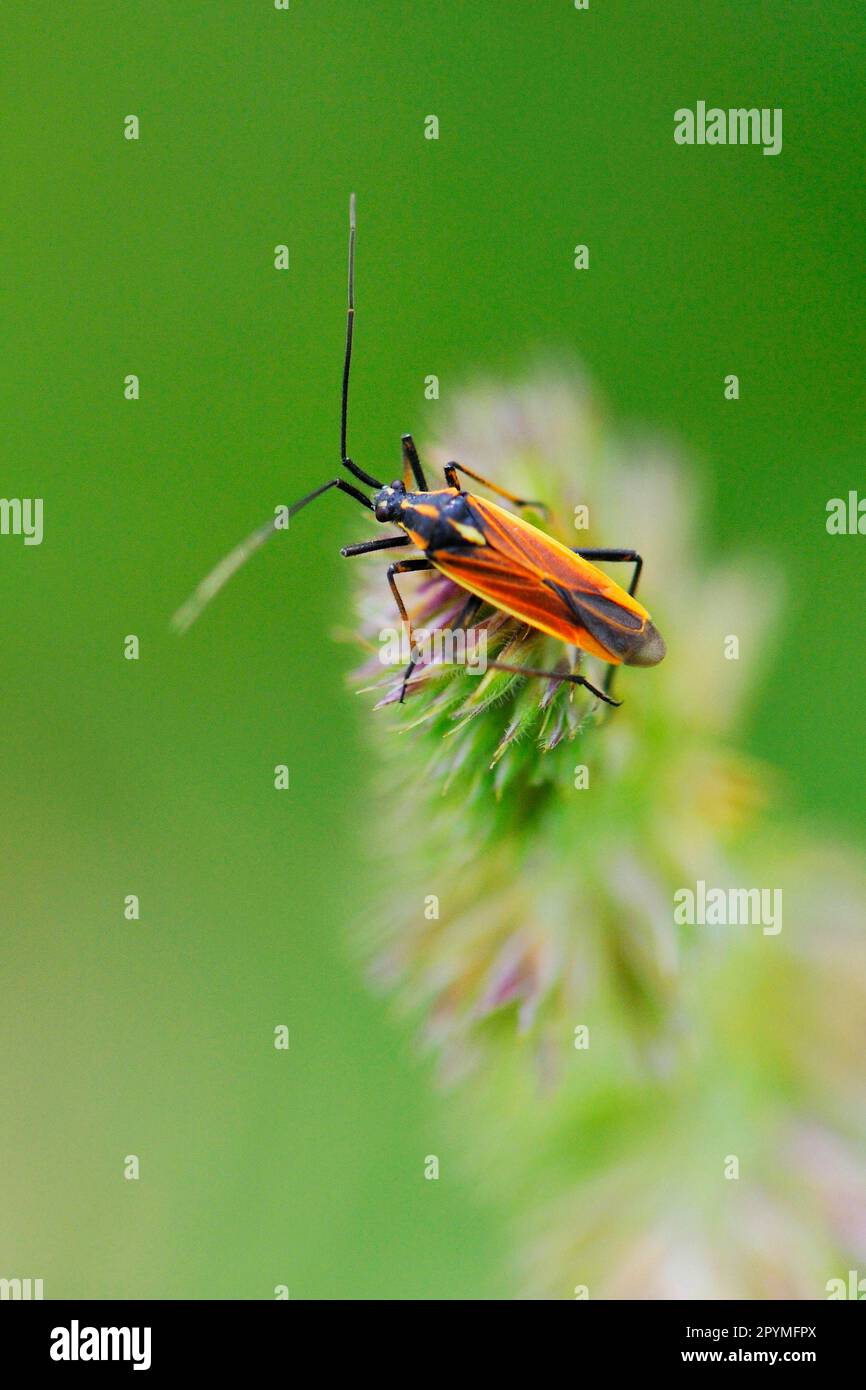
573 548 644 699
574 547 643 597
384 557 435 702
399 590 484 704
482 659 621 708
387 557 434 626
401 434 428 490
444 461 548 515
341 534 410 558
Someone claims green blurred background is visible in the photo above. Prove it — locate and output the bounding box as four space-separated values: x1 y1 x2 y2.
1 1 863 1298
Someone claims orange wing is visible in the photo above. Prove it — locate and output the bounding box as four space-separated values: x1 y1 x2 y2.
429 495 653 665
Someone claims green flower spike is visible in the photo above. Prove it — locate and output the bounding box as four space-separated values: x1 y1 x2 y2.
348 368 866 1299
350 367 776 1074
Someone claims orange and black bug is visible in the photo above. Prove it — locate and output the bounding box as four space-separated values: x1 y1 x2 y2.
173 196 665 706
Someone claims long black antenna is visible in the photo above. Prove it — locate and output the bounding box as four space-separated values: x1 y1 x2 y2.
340 194 382 489
170 196 379 635
341 191 355 464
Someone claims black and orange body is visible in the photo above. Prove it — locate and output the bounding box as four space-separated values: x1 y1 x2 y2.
174 196 665 709
373 480 665 671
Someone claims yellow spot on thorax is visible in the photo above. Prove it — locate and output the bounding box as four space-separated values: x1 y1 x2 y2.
450 521 486 545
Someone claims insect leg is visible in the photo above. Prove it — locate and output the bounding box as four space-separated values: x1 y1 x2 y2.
573 548 643 596
399 591 484 703
172 478 373 634
341 534 410 558
385 557 436 702
482 659 621 708
443 461 548 515
572 548 644 698
387 557 435 623
401 434 428 490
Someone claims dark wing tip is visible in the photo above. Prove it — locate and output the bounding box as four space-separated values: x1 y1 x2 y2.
624 621 666 667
